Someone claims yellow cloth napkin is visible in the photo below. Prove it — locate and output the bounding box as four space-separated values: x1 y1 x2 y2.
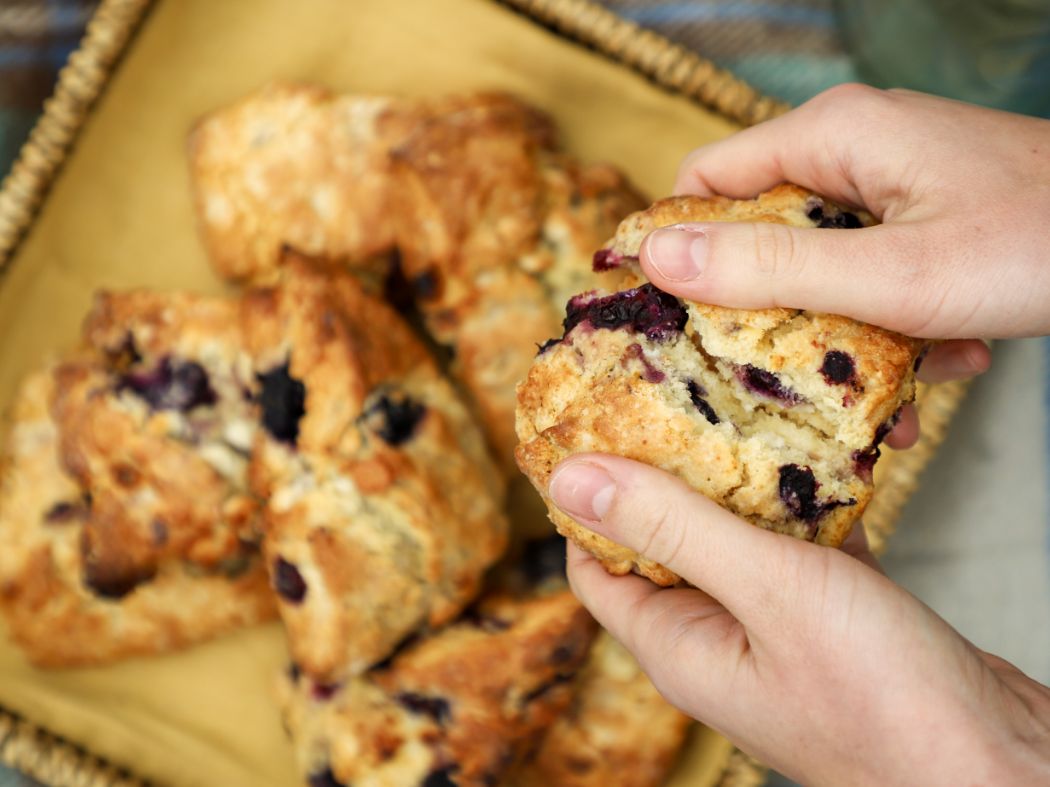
0 0 741 783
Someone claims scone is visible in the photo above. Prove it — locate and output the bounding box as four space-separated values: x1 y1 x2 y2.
188 84 646 490
277 589 597 787
499 535 692 787
188 81 420 283
516 186 927 585
509 633 692 787
247 255 508 679
390 100 645 477
0 294 275 666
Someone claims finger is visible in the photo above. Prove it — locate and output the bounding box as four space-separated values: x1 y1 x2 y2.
915 339 991 383
549 454 813 627
673 83 889 205
566 543 745 704
837 523 884 574
884 403 919 450
566 543 730 654
638 219 960 337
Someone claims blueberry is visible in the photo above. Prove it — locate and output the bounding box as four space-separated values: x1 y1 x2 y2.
308 768 347 787
312 681 341 701
396 692 451 724
779 464 856 523
852 408 901 480
257 363 306 444
273 557 307 603
81 532 155 599
807 201 862 229
737 365 802 405
365 392 426 446
591 249 619 271
412 269 439 300
120 357 216 412
563 284 687 342
686 380 720 425
422 766 459 787
519 534 567 583
820 351 856 385
778 464 820 521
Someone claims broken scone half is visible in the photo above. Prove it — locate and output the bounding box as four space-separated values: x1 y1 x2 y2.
515 185 927 586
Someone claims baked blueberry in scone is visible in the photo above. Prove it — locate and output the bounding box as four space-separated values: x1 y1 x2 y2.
516 185 927 586
276 590 597 787
0 292 275 667
246 255 508 680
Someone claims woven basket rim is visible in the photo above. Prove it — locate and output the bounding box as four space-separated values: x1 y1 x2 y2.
0 0 970 785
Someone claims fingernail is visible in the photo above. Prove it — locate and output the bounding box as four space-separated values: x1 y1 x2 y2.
549 461 616 522
644 225 708 282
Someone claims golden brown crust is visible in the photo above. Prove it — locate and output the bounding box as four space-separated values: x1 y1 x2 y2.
188 81 419 282
277 590 598 787
516 187 926 585
0 360 274 667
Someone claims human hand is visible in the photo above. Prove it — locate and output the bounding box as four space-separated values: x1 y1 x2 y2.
550 455 1050 786
640 85 1050 448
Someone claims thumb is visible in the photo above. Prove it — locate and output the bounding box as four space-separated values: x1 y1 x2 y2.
639 221 947 337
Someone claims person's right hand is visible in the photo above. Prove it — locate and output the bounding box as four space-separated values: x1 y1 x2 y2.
641 85 1050 394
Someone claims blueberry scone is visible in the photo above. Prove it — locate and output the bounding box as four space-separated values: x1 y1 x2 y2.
188 85 646 486
0 293 275 666
497 535 692 787
188 81 422 283
509 633 692 787
516 186 927 585
247 255 508 680
390 100 646 477
277 589 597 787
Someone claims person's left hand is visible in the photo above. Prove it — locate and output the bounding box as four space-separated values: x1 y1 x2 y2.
549 455 1050 786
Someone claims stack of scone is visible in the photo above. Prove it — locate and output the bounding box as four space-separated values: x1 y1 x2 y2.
0 83 925 786
0 84 694 787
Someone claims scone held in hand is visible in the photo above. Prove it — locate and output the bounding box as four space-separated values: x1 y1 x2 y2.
516 186 927 586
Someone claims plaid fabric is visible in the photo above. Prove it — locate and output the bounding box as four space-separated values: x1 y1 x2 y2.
0 0 100 180
598 0 857 105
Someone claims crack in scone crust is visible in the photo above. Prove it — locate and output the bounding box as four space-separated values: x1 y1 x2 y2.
516 185 927 586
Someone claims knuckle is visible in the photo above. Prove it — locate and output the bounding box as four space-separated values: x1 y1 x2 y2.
747 223 803 285
633 496 689 569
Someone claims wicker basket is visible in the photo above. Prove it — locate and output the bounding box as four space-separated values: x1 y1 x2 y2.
0 0 969 784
